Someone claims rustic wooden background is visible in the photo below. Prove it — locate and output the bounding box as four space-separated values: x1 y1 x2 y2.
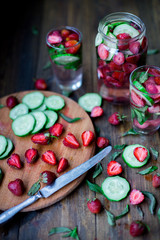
0 0 160 239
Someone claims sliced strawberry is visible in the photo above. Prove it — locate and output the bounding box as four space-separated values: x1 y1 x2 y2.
133 147 148 162
41 150 57 165
154 77 160 85
96 137 109 148
98 59 107 67
148 68 160 77
126 54 140 64
57 158 69 173
63 133 80 149
90 106 104 118
129 189 144 205
47 34 62 44
25 148 38 164
141 36 148 50
81 130 94 146
117 33 131 40
108 61 123 71
67 33 79 41
49 123 64 137
113 52 125 65
31 133 50 145
104 76 123 88
152 174 160 188
7 153 22 169
65 40 81 54
131 90 145 107
8 178 24 196
97 44 109 60
148 104 160 113
133 118 150 129
112 71 124 82
129 41 140 54
117 33 131 50
107 160 122 176
40 170 56 185
122 62 137 73
145 83 158 94
61 29 70 38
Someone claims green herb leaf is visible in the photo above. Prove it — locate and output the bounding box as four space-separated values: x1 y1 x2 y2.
93 163 103 179
139 69 149 84
114 144 127 150
157 208 160 223
43 61 52 70
58 112 81 123
105 209 116 226
137 166 158 175
86 180 103 195
28 180 41 196
120 128 140 137
48 227 71 236
141 191 156 215
147 49 159 55
136 206 144 219
69 227 79 239
115 204 130 220
150 147 159 160
0 104 4 109
109 151 122 161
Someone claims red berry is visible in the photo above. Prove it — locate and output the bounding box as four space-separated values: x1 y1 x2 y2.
40 170 56 185
126 54 140 64
131 90 145 107
35 79 47 90
154 77 160 85
63 133 80 149
130 221 147 237
129 189 144 205
87 198 102 214
6 96 18 109
152 174 160 188
97 44 109 60
90 106 104 118
96 137 109 148
108 112 126 126
81 130 94 146
67 33 79 41
47 32 62 44
108 61 122 71
133 147 148 162
25 148 38 164
122 62 137 73
117 33 131 40
7 153 22 169
57 157 69 173
65 40 81 54
31 133 50 145
41 150 57 165
107 160 123 176
117 33 131 50
113 52 125 65
49 123 64 137
61 29 70 38
112 71 124 82
129 41 140 54
8 178 24 196
145 83 158 94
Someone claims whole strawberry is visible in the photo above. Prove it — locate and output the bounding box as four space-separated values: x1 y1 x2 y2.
6 96 18 109
8 178 24 196
96 137 109 148
108 112 126 125
25 148 38 163
40 170 56 185
35 78 47 90
87 198 102 214
152 174 160 188
130 221 147 237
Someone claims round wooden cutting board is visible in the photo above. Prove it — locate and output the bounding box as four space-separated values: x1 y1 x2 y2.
0 91 95 212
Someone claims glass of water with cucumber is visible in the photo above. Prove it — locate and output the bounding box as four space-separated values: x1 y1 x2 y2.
130 65 160 134
46 26 82 94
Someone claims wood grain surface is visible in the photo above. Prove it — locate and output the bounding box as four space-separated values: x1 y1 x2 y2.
0 0 160 239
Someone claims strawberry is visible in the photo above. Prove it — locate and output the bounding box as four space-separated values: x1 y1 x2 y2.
8 178 24 196
40 170 56 185
25 148 38 164
113 52 125 65
65 40 81 54
6 96 18 109
122 62 137 73
41 150 57 165
133 147 148 162
7 153 22 169
130 221 147 237
108 61 122 71
107 160 122 176
87 198 102 214
152 174 160 188
117 33 131 40
47 33 62 44
49 123 64 137
96 137 109 148
112 71 124 82
131 90 145 107
61 29 70 38
129 189 144 205
57 157 69 173
90 106 104 118
67 33 79 41
63 133 80 149
31 133 50 145
154 77 160 85
108 112 126 125
117 33 131 50
126 54 140 64
129 41 140 54
81 130 94 146
104 76 123 88
133 118 150 129
97 44 109 60
148 104 160 114
34 78 47 90
145 83 158 94
141 36 148 50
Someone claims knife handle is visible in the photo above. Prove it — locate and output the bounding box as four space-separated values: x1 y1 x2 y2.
0 192 42 224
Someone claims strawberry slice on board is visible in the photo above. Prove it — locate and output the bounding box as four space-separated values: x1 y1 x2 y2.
49 123 64 137
57 158 69 173
81 130 94 147
90 106 104 118
133 147 148 162
7 153 22 169
107 160 123 176
63 133 80 149
25 148 38 164
41 150 57 165
129 189 144 205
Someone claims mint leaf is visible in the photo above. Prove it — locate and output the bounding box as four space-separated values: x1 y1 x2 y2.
114 144 127 150
43 61 52 70
141 191 156 215
105 209 116 226
150 147 159 160
120 128 140 137
86 180 103 195
137 166 158 175
147 49 159 55
139 69 149 84
136 206 144 219
115 204 130 220
58 112 81 123
109 151 122 161
48 227 71 236
0 104 4 109
28 180 41 196
93 163 103 179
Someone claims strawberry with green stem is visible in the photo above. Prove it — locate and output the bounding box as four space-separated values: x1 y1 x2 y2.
108 112 127 125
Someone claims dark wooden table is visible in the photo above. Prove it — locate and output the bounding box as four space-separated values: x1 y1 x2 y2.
0 0 160 239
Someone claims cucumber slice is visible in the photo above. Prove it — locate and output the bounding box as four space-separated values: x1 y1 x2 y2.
113 23 139 38
31 111 47 134
0 138 14 160
44 110 58 129
132 81 154 106
45 95 65 111
0 135 8 155
78 93 102 112
122 144 150 168
22 92 45 110
95 33 103 47
34 102 47 111
53 54 80 65
104 32 117 61
12 114 35 136
9 103 29 120
101 176 130 201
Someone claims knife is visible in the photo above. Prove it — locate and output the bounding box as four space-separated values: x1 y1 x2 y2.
0 145 112 224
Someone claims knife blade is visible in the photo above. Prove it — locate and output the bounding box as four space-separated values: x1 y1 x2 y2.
0 145 112 224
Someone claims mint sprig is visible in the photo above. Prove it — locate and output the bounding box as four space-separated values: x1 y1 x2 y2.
48 226 80 239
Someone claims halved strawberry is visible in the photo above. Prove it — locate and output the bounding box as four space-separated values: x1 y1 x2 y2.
47 34 62 44
108 61 122 71
129 41 140 54
41 150 57 165
65 40 81 54
152 174 160 188
131 90 145 107
61 29 70 38
25 148 38 164
7 153 22 169
129 189 144 205
90 106 104 118
148 104 160 113
31 133 50 145
112 71 124 82
97 44 109 60
117 33 131 50
154 77 160 85
145 83 158 94
57 158 69 173
133 147 148 162
126 54 140 64
122 62 137 73
133 118 150 129
113 52 125 65
49 123 64 137
81 130 94 146
67 33 79 41
63 133 80 149
107 160 123 176
104 76 123 88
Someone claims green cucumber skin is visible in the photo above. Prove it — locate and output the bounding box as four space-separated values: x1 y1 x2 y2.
0 139 14 160
102 189 130 202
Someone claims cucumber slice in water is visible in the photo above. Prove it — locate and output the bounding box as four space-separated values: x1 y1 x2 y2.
0 135 8 155
95 33 103 47
122 144 150 168
45 95 65 111
101 176 130 201
53 54 80 65
0 138 14 160
31 111 47 134
22 92 45 110
78 93 102 112
12 114 35 136
9 103 29 120
113 23 139 38
44 110 58 129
